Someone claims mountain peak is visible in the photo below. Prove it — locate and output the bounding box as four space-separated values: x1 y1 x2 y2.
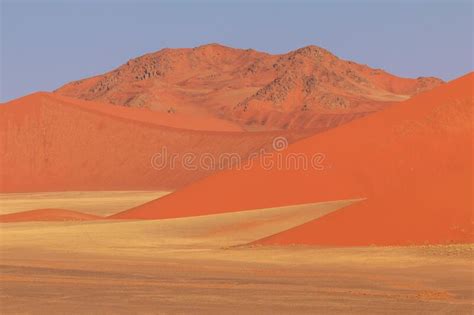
195 42 231 49
55 44 443 130
292 45 333 56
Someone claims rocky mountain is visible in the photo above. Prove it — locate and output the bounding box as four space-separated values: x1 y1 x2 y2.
55 43 443 130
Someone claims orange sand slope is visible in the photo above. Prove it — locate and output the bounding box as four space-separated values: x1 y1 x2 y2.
56 43 443 130
0 93 315 192
112 73 473 246
0 209 101 222
49 93 243 132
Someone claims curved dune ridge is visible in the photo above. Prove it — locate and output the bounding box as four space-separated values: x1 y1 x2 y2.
0 209 102 222
0 93 317 192
111 72 473 246
0 200 356 249
46 93 244 132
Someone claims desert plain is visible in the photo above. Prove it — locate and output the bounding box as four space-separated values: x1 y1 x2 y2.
0 191 472 314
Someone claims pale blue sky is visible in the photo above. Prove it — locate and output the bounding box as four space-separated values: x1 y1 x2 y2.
1 0 473 101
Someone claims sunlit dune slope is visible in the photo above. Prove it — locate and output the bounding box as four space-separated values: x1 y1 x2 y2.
255 169 472 246
0 200 355 248
112 73 473 246
0 93 314 192
0 191 170 216
0 208 101 222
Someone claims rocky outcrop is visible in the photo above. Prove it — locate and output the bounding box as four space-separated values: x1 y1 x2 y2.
55 44 443 130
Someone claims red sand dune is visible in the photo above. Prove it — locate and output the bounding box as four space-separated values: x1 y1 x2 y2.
0 93 316 192
0 209 101 222
56 43 442 130
48 93 243 132
111 73 473 246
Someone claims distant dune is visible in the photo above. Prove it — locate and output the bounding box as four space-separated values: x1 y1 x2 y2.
55 43 443 130
0 191 170 216
112 73 473 246
0 208 101 222
0 93 315 192
48 93 244 132
0 200 356 247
